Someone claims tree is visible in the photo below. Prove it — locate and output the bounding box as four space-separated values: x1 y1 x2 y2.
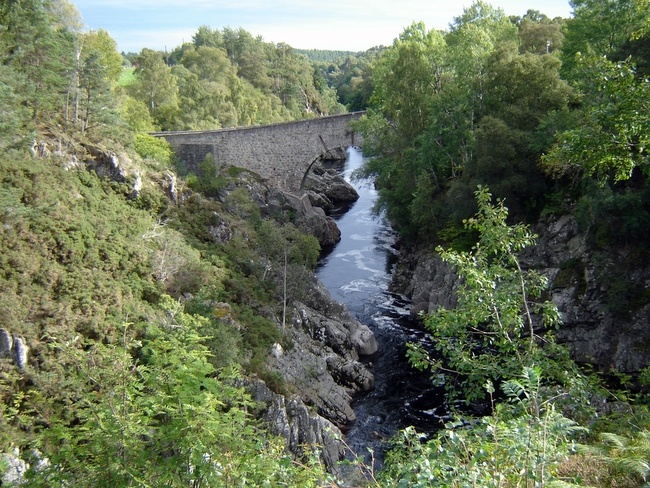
192 25 223 49
407 186 565 402
517 9 565 55
0 65 30 152
372 22 447 140
456 42 574 220
81 29 123 85
179 46 240 128
69 30 123 133
0 0 77 121
77 51 115 132
542 56 650 183
356 23 448 238
130 49 180 129
561 0 647 79
445 0 518 111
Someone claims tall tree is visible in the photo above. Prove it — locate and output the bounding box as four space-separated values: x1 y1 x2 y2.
542 56 650 183
357 22 448 237
180 46 240 127
517 9 565 54
0 0 77 121
130 49 179 129
561 0 647 79
445 1 518 122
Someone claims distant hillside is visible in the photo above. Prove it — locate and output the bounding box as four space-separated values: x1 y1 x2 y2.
296 48 360 62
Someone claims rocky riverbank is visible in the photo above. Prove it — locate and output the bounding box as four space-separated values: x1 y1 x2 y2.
390 212 650 374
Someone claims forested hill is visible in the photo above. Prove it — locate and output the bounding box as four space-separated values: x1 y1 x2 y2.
0 0 368 485
296 48 360 62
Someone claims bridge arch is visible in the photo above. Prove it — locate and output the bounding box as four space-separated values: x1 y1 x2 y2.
152 112 364 194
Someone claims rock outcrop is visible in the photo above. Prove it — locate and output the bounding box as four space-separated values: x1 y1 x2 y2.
251 275 376 468
248 380 345 472
525 214 650 373
267 276 376 426
391 213 650 373
217 168 346 248
302 162 359 214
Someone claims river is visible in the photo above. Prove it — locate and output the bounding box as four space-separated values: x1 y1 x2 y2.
316 148 446 473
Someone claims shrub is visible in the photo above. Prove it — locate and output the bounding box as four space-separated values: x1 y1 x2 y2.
133 133 174 168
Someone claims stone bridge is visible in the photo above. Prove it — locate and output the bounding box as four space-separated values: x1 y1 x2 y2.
152 112 365 193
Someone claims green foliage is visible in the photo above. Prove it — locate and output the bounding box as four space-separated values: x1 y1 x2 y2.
0 154 159 344
118 67 137 87
24 298 328 487
408 187 566 402
542 56 650 184
119 96 157 132
133 133 174 168
579 430 650 486
0 65 30 152
81 29 123 85
297 49 361 63
358 2 573 240
380 368 586 487
574 178 650 247
162 25 345 128
129 48 180 129
561 0 647 80
314 47 382 111
185 154 228 197
0 0 76 121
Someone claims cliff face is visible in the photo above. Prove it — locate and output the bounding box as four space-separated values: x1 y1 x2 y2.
391 213 650 374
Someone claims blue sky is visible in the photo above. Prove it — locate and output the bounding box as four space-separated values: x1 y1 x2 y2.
73 0 574 54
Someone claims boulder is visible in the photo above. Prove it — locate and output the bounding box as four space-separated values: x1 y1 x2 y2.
302 163 359 211
13 336 28 369
0 328 12 359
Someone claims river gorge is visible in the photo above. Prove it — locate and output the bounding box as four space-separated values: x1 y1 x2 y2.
316 148 445 469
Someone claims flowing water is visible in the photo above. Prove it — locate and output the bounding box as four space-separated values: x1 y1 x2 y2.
316 148 446 471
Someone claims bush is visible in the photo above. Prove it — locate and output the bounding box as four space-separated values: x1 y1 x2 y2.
380 368 587 487
133 133 174 168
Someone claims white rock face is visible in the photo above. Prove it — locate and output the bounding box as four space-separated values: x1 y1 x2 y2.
13 336 28 369
0 328 12 358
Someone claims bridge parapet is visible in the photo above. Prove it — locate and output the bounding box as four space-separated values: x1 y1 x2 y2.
152 112 365 193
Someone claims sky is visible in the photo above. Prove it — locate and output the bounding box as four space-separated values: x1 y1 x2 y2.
72 0 574 54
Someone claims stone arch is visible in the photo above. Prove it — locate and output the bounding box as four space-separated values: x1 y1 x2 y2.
299 145 352 192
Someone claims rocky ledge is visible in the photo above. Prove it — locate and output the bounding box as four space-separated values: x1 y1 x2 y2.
255 275 377 468
391 213 650 374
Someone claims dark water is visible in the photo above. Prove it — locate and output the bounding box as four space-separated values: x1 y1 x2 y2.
316 148 445 471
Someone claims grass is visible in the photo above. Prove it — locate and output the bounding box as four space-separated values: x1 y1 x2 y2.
118 67 136 87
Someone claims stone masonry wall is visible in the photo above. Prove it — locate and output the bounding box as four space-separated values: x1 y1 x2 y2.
153 112 364 192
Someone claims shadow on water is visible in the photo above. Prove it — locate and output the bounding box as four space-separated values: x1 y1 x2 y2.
316 148 447 480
